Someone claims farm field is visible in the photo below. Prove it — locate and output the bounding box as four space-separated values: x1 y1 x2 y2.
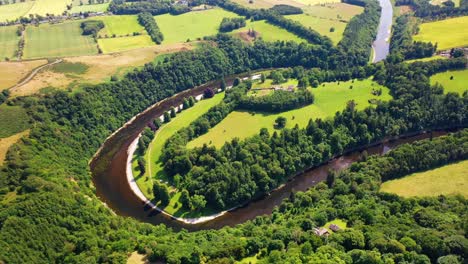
232 20 306 43
430 0 460 7
287 14 347 44
430 69 468 95
23 21 98 59
96 15 145 37
380 160 468 197
302 3 364 21
0 60 47 90
98 35 154 53
405 55 446 63
154 8 240 44
0 25 20 61
413 16 468 51
26 0 72 17
0 104 30 138
232 0 339 8
188 78 392 148
132 93 225 200
0 130 29 166
70 2 109 13
0 2 34 22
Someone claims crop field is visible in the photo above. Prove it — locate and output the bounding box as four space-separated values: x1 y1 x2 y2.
0 105 30 139
23 21 98 59
0 2 34 22
26 0 72 17
70 2 109 13
430 69 468 95
303 3 364 21
133 93 225 199
413 16 468 50
0 60 47 90
0 25 20 61
380 160 468 198
96 15 146 37
154 8 240 44
188 78 391 148
233 20 306 43
98 35 154 53
232 0 339 8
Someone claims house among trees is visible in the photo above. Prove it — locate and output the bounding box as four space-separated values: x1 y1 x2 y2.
329 224 341 232
313 227 329 237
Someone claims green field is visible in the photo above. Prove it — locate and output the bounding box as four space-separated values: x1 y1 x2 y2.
96 15 146 37
380 160 468 197
232 20 306 42
0 105 30 138
0 25 20 60
188 78 392 148
70 2 109 13
413 16 468 51
287 14 346 45
26 0 72 17
303 3 363 21
431 0 460 7
405 55 447 63
0 2 34 22
430 69 468 95
323 219 347 232
23 21 98 59
98 35 155 53
154 8 240 44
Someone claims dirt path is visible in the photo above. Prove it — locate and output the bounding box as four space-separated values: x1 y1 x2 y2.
9 59 63 90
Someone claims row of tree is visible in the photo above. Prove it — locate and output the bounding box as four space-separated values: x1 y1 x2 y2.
138 12 164 44
219 17 246 32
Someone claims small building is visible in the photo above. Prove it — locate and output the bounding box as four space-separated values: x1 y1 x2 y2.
313 227 329 237
329 224 340 232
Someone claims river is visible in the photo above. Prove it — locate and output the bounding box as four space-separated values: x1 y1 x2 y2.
372 0 393 62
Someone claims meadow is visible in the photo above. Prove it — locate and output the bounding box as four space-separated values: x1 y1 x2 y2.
430 69 468 95
413 16 468 50
0 59 47 90
287 14 348 44
232 20 306 43
26 0 72 17
70 2 109 13
98 35 155 53
0 25 20 61
303 3 363 21
405 55 446 63
0 1 34 22
231 0 339 8
380 160 468 197
23 21 98 59
0 104 30 138
0 130 29 166
154 8 240 44
188 78 391 148
96 15 145 37
430 0 460 7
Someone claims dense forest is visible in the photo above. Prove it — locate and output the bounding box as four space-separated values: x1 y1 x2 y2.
395 0 468 19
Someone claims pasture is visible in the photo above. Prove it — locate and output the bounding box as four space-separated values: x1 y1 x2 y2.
232 20 306 43
0 1 34 22
98 35 154 53
23 21 98 59
430 0 460 7
0 105 30 138
0 25 20 61
96 15 145 37
70 2 109 13
26 0 72 17
430 69 468 95
0 60 47 90
413 16 468 50
302 3 363 21
405 55 446 63
188 78 391 148
380 160 468 198
154 8 240 44
287 14 347 44
231 0 339 8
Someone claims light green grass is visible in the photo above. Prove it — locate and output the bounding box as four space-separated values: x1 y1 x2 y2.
405 55 446 63
413 16 468 51
294 0 340 5
0 105 30 138
0 25 20 60
50 61 89 74
96 15 145 37
0 2 34 22
431 0 460 7
303 3 363 21
237 254 259 264
188 78 392 148
70 2 109 13
287 14 347 45
23 21 98 59
26 0 72 17
430 69 468 95
380 160 468 197
232 20 306 42
98 35 155 53
323 219 347 232
154 8 240 44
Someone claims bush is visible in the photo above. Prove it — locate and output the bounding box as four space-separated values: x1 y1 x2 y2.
80 20 104 37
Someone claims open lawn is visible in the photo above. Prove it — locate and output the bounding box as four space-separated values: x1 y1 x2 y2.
26 0 72 17
188 78 391 148
380 160 468 198
70 2 109 13
323 219 347 232
98 35 155 53
96 15 145 37
0 2 34 22
413 16 468 51
430 69 468 95
0 25 20 61
0 130 29 166
232 20 306 43
23 21 98 59
0 104 30 138
155 8 240 44
0 60 47 90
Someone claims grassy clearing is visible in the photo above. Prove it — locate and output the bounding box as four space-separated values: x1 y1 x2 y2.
237 254 259 264
380 160 468 198
232 0 339 8
413 16 468 51
0 104 30 138
50 61 89 75
98 35 155 53
0 130 29 166
96 15 145 37
294 0 340 5
0 60 47 90
430 69 468 95
303 3 364 21
232 20 306 43
188 78 391 148
0 2 34 22
287 14 346 45
26 0 72 17
405 55 446 63
155 8 240 44
430 0 460 7
24 21 98 59
323 219 347 232
70 2 109 13
0 25 20 61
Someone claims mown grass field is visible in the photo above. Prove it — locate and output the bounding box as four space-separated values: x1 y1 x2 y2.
188 78 391 148
23 21 98 59
70 2 109 13
96 15 145 37
154 8 240 44
413 16 468 51
98 35 155 53
0 2 34 22
0 60 47 89
233 20 306 42
0 105 30 138
303 3 363 21
0 25 20 61
380 160 468 197
26 0 72 17
287 14 346 44
430 69 468 95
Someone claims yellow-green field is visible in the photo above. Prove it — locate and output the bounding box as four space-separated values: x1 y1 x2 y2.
232 20 306 43
405 55 446 63
430 0 460 7
0 2 34 22
380 160 468 198
96 15 146 37
323 219 347 232
302 3 363 21
430 69 468 95
23 21 98 59
287 14 346 44
70 2 109 13
188 78 392 148
98 35 155 53
154 8 240 44
0 25 20 60
26 0 72 17
413 16 468 51
232 0 339 9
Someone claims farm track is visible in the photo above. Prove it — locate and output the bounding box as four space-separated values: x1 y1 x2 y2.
9 58 62 90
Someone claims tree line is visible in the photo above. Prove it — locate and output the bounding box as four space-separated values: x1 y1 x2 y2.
138 12 164 44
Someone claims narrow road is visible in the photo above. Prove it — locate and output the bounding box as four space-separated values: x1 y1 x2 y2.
9 59 63 90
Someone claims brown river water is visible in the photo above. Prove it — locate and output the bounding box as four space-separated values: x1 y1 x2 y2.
90 78 449 231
